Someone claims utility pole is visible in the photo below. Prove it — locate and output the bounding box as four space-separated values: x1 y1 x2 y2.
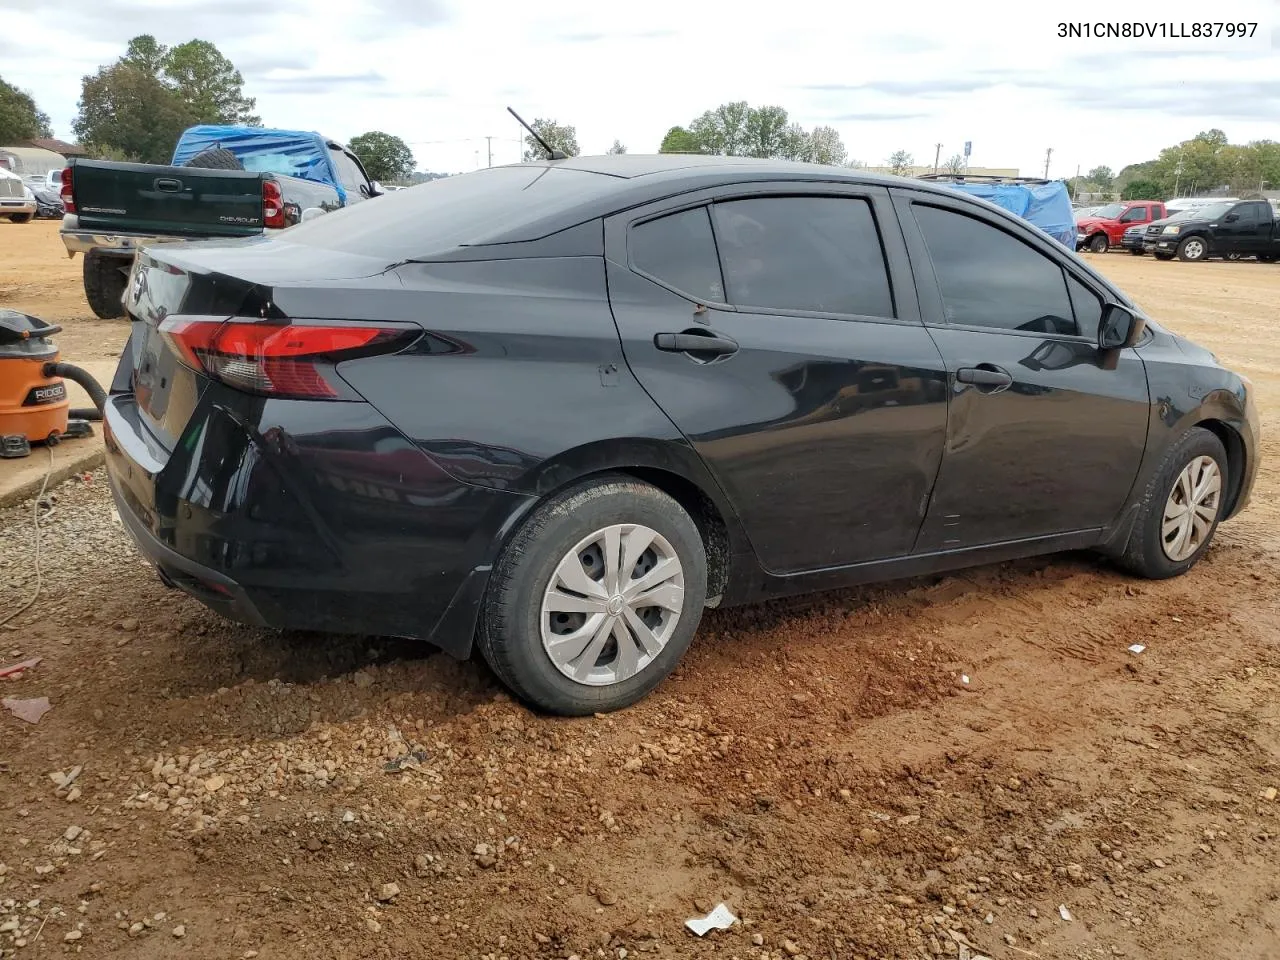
1043 147 1053 179
1073 164 1080 199
933 143 942 174
485 136 493 168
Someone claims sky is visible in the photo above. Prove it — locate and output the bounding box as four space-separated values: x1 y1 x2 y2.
2 0 1279 177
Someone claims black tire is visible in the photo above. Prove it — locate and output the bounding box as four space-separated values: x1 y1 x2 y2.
183 147 244 170
1088 233 1109 254
1113 427 1228 580
478 476 708 715
83 250 129 320
1176 235 1208 262
9 212 33 224
1259 254 1276 264
1129 248 1143 256
1153 252 1175 261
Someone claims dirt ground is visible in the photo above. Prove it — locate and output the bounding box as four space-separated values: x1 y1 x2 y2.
2 218 1279 960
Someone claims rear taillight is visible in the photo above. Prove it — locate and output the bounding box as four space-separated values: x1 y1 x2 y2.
262 180 284 228
60 166 74 213
158 318 413 400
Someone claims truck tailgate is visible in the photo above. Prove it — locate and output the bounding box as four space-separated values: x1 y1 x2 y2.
70 159 265 237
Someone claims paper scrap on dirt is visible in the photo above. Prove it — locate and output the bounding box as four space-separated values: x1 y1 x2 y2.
685 903 736 936
1059 904 1073 921
1128 644 1146 655
3 696 52 724
0 657 41 679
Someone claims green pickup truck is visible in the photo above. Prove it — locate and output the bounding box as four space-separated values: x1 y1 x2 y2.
60 125 382 318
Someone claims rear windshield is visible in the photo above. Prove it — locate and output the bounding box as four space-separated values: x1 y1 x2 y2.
279 165 623 259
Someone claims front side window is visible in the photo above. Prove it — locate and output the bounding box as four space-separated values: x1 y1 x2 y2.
912 204 1077 336
330 148 368 194
1119 206 1147 223
711 196 895 318
629 207 725 304
1233 204 1260 223
1066 274 1103 341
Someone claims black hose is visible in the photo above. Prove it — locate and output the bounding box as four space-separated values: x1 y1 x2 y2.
43 362 106 422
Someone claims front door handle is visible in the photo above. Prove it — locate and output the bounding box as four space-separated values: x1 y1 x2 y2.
956 365 1013 390
654 331 739 358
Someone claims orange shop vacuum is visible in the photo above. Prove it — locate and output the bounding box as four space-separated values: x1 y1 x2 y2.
0 308 107 459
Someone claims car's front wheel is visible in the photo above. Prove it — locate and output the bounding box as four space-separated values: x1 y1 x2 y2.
478 476 707 715
1176 236 1208 262
1114 427 1227 579
1088 233 1109 254
9 213 33 224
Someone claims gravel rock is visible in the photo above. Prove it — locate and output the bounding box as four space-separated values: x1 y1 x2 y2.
783 938 801 956
379 882 400 902
596 889 618 906
64 929 83 942
173 925 186 938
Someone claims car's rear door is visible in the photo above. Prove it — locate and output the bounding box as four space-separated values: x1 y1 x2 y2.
891 188 1150 550
604 183 949 575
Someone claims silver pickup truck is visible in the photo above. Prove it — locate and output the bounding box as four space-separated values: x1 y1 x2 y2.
0 168 37 223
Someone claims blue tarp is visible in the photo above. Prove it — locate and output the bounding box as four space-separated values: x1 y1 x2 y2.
171 126 345 202
938 180 1076 249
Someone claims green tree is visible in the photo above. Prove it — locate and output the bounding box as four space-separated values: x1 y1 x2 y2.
348 131 415 183
887 150 914 175
803 126 847 166
741 104 790 158
658 126 702 154
689 101 751 156
1120 179 1162 200
522 118 578 161
1086 165 1115 190
73 63 194 163
0 77 52 143
122 34 168 77
606 139 626 155
164 39 259 125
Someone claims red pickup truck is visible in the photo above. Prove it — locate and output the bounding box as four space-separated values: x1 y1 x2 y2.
1075 200 1167 253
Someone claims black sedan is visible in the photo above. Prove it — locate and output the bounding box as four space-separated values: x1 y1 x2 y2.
103 155 1260 715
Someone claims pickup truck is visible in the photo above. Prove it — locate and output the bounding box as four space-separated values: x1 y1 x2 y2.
60 125 383 319
1075 199 1166 254
1142 199 1280 263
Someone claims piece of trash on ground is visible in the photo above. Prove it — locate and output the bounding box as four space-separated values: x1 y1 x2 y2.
3 696 52 724
383 750 429 773
0 656 41 679
685 903 736 936
1058 904 1073 921
1127 644 1146 655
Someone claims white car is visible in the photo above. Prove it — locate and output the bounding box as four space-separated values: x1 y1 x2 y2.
0 168 37 223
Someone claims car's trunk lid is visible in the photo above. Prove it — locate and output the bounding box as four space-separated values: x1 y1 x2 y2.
122 240 395 451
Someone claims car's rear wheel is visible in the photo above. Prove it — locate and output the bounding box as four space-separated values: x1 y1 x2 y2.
478 476 707 715
1114 427 1227 579
1176 236 1208 261
1088 234 1109 254
83 250 128 319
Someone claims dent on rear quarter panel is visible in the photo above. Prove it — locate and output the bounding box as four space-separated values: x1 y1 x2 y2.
335 257 689 493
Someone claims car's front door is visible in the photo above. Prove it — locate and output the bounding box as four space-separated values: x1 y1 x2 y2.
891 190 1151 550
605 185 949 575
1223 202 1269 254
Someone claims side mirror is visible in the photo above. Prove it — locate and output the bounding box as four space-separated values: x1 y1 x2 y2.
1224 213 1239 222
368 181 384 196
1098 303 1145 350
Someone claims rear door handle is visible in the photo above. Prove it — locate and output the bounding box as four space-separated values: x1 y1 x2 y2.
154 178 183 193
956 365 1013 388
654 331 739 357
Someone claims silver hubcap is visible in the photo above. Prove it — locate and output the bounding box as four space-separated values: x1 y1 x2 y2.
1161 455 1221 562
540 524 685 687
1184 239 1204 259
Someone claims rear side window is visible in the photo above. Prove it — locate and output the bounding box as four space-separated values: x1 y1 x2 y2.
630 207 725 304
912 204 1077 336
711 197 895 318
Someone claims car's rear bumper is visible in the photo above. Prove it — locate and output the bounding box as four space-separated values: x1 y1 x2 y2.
102 384 535 656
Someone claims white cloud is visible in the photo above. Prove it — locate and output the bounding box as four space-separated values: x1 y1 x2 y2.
2 0 1278 176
